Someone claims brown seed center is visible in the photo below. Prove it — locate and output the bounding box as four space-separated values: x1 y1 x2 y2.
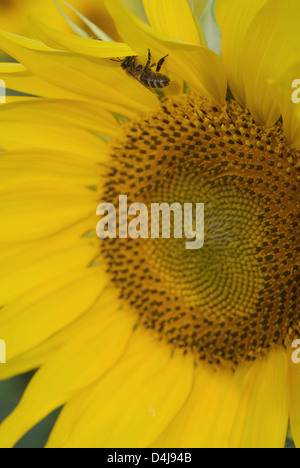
100 94 300 367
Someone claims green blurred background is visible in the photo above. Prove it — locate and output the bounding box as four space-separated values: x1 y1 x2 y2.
0 372 61 448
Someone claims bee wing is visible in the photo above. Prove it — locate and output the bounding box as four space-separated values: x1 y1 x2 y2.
129 71 158 95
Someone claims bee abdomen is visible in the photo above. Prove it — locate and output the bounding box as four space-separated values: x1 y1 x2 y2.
140 73 170 89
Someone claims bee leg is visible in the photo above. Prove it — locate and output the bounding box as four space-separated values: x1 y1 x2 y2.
156 54 168 72
144 48 152 71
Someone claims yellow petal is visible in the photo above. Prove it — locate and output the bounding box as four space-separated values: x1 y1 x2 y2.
50 0 114 41
221 0 300 126
191 0 206 17
1 61 158 113
28 16 135 58
47 330 194 448
152 361 249 448
220 0 267 108
0 0 119 40
0 218 97 304
0 122 106 155
243 0 300 125
229 348 288 448
0 99 117 146
0 328 66 381
0 30 158 116
0 292 134 448
0 266 105 362
0 286 120 380
106 0 227 103
269 62 300 147
0 0 27 34
0 29 60 52
2 96 39 104
153 349 288 448
0 243 30 263
289 348 300 448
0 179 97 243
214 0 226 28
0 149 99 188
0 62 88 101
143 0 202 45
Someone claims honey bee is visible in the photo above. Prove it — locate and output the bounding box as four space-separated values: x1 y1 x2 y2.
112 49 170 90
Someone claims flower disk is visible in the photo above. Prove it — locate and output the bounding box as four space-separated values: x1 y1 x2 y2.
101 94 300 368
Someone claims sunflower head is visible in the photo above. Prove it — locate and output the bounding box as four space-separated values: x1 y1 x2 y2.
101 91 300 368
0 0 299 450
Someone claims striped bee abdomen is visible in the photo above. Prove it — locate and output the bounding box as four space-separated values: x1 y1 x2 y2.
140 71 170 89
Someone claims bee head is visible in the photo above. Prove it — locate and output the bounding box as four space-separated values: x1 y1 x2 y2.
121 56 136 69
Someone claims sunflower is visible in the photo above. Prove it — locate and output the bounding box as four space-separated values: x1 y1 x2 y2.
0 0 299 449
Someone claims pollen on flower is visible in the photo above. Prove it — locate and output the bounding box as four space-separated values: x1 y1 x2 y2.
100 94 300 368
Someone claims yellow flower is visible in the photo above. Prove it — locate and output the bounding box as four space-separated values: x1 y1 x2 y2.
0 0 120 38
0 0 299 448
